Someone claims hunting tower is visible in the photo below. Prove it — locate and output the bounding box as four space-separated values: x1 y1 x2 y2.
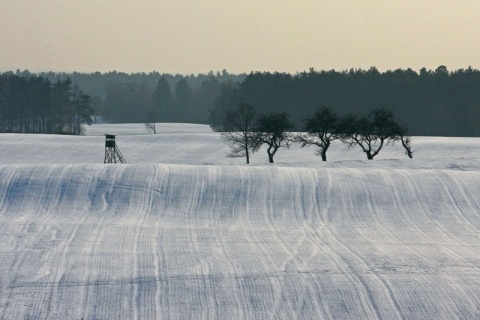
104 134 126 163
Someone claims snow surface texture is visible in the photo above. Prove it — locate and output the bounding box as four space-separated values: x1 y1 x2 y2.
0 123 480 319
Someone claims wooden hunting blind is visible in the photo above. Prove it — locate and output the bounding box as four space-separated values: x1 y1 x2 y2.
104 134 126 164
105 134 116 148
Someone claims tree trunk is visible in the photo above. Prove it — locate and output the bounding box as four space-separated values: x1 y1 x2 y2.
267 145 275 163
366 152 374 160
321 149 327 161
401 138 413 158
246 147 250 164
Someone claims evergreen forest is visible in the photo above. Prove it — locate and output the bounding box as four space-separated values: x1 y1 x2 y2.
2 66 480 136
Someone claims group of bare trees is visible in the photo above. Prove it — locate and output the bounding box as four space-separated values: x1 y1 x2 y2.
219 104 295 164
217 104 413 164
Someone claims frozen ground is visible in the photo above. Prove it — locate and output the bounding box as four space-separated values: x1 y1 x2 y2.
0 123 479 319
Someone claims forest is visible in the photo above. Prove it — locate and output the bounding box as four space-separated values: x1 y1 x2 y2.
0 74 93 134
211 66 480 137
2 66 480 136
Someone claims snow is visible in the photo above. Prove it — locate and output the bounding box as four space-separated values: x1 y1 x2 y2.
0 123 480 319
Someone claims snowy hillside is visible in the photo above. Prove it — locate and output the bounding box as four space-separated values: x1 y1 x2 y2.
0 124 480 319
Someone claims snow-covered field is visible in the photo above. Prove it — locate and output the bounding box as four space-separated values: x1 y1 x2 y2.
1 123 480 319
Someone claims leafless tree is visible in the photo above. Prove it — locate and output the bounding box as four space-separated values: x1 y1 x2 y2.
221 103 258 164
144 109 159 134
255 112 294 163
401 135 413 158
394 124 414 158
339 108 400 160
295 106 339 161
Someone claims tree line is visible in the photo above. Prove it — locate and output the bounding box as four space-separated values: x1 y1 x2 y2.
102 73 246 125
218 104 412 164
7 69 246 125
210 66 480 137
8 69 246 100
0 74 94 134
4 66 480 137
105 76 220 124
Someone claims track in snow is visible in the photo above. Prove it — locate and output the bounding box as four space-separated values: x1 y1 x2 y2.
1 160 480 319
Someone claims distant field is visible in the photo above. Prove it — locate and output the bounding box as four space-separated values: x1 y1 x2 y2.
0 124 479 319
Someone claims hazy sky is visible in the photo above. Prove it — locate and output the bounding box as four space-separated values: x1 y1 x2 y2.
1 0 479 74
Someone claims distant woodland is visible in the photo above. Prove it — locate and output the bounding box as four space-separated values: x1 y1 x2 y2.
2 66 480 136
0 74 93 134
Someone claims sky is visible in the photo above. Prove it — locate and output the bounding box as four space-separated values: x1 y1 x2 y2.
1 0 480 74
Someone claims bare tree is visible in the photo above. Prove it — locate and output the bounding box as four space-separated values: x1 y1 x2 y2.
145 109 159 134
255 112 294 163
339 108 399 160
220 103 258 164
401 134 413 158
295 106 339 161
394 124 414 158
